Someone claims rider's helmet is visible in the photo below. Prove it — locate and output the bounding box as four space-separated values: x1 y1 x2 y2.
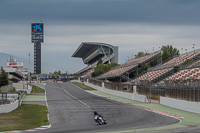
94 111 98 115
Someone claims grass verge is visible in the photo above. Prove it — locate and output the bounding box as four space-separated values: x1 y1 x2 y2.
0 104 49 132
28 84 45 94
71 82 95 90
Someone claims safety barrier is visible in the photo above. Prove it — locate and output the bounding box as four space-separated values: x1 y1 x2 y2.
0 100 19 113
84 82 147 103
160 96 200 114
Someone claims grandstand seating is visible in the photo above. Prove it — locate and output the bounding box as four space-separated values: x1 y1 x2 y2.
98 52 161 79
165 67 200 81
152 52 200 71
133 52 200 85
132 68 173 83
188 60 200 68
124 52 161 65
99 64 137 78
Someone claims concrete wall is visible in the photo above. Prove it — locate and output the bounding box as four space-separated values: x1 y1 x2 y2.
13 83 32 94
84 82 146 103
0 100 19 113
26 85 32 94
160 96 200 114
13 83 23 90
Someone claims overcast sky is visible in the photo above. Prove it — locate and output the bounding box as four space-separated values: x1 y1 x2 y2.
1 0 200 73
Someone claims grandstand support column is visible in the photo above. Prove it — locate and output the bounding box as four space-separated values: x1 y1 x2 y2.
150 86 152 103
125 72 129 82
101 45 107 58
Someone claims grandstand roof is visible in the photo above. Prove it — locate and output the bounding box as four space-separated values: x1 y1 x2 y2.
72 42 116 58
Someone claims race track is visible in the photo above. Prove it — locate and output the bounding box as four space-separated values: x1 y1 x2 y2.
38 82 179 133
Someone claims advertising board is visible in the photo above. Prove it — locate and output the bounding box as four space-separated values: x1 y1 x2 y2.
31 23 43 35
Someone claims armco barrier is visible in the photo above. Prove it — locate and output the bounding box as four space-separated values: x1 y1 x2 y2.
84 82 146 103
160 96 200 114
0 100 19 113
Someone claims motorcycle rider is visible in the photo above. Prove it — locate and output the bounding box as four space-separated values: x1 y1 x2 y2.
94 111 100 120
94 111 106 124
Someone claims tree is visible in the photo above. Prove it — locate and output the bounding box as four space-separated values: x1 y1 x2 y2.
161 45 180 62
97 59 103 66
0 67 8 87
92 63 118 77
135 52 145 58
53 70 61 75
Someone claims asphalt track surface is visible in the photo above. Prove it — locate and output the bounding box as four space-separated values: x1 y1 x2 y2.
38 83 179 133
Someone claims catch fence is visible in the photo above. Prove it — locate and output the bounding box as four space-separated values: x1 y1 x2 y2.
165 80 200 102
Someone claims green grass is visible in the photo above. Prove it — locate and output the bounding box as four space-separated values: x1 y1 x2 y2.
0 104 49 132
72 82 95 90
28 84 45 94
23 96 46 101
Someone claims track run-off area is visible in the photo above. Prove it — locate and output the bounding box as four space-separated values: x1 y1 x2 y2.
37 82 179 133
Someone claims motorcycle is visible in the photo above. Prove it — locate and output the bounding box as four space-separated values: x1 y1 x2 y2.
95 115 107 125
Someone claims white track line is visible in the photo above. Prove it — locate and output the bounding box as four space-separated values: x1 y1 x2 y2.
46 85 90 108
62 89 90 108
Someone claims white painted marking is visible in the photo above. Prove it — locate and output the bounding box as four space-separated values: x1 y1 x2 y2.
62 89 90 108
46 84 90 108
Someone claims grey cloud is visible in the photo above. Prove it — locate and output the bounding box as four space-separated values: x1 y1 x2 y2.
1 0 200 25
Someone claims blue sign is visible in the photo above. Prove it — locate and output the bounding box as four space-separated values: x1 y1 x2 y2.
32 23 43 35
57 76 68 79
40 76 49 79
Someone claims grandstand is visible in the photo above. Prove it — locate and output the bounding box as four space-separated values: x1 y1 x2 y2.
133 68 174 84
72 42 118 78
97 52 161 82
165 67 200 81
72 43 200 101
187 60 200 68
133 51 200 85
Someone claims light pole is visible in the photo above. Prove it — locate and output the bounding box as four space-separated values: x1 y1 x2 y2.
181 48 183 56
193 44 195 53
159 47 162 64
